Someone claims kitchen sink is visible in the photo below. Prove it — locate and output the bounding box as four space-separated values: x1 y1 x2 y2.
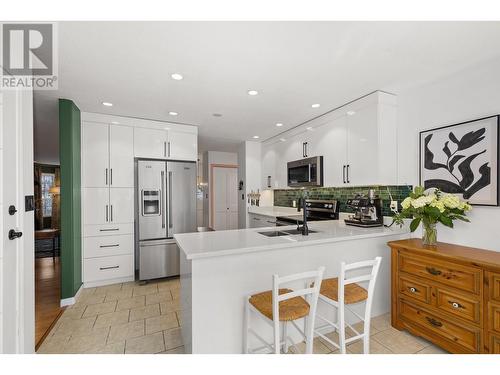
283 229 317 235
258 230 291 237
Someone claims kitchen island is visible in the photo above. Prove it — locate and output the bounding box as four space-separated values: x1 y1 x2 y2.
175 220 409 353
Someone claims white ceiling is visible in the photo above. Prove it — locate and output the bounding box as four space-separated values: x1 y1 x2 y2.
34 21 500 163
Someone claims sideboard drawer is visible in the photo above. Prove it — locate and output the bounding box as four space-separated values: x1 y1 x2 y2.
83 223 134 237
83 254 134 283
435 288 480 324
399 299 480 353
83 234 134 259
398 253 481 294
399 275 432 305
489 302 500 333
489 273 500 303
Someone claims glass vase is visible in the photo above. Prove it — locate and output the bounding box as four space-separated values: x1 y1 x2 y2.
422 222 437 246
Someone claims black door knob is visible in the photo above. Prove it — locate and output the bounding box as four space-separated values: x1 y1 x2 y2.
8 205 17 215
8 229 23 240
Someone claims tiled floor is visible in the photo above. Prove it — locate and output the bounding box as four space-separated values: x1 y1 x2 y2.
38 277 447 354
37 277 184 354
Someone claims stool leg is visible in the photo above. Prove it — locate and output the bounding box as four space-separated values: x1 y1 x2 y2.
305 315 314 354
274 319 280 354
363 322 370 354
243 299 249 354
282 321 289 353
338 306 346 354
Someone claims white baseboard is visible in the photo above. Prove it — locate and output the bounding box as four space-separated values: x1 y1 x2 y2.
60 284 83 307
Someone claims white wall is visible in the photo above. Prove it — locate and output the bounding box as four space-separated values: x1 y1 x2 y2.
204 151 238 228
397 56 500 251
237 141 262 228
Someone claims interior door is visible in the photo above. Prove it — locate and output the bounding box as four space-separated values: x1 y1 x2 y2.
1 87 35 354
109 124 134 187
212 166 238 230
82 122 109 188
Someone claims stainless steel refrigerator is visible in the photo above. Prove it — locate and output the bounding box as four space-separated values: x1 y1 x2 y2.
136 159 196 280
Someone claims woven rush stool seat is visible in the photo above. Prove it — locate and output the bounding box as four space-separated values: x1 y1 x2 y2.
249 288 310 321
319 277 368 304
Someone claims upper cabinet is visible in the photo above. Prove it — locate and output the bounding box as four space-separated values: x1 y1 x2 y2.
82 122 134 188
133 127 197 161
261 91 398 189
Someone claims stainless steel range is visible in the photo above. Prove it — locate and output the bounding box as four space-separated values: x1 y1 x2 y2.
275 199 339 226
135 159 197 281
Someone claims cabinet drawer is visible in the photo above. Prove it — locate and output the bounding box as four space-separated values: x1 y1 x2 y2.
399 299 480 353
84 255 134 283
490 334 500 354
489 272 500 303
83 223 134 237
83 234 134 259
398 275 431 305
398 252 481 294
435 288 480 324
489 302 500 334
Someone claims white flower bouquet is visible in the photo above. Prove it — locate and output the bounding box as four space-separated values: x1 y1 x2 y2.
393 186 472 245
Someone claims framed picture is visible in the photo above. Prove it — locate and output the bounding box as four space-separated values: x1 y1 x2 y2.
419 115 500 206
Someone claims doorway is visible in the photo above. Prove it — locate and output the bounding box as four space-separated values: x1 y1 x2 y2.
34 163 63 349
211 165 238 230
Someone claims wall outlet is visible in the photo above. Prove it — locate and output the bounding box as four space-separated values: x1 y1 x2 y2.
390 200 398 212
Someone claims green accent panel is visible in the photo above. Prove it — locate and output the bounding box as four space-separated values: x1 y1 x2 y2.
273 185 413 217
59 99 82 299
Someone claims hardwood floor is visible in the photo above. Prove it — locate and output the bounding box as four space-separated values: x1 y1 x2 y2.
35 257 64 350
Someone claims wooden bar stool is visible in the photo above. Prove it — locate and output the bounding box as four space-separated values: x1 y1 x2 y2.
243 266 325 354
314 257 381 354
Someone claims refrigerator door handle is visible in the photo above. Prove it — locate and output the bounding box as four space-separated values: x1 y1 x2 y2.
168 171 173 229
161 171 166 228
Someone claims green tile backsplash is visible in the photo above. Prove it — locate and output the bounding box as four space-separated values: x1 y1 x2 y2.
273 185 413 216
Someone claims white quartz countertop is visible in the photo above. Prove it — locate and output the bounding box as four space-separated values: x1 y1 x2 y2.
175 220 409 260
247 205 302 218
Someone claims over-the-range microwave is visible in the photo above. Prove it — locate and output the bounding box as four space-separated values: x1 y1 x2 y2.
287 156 323 187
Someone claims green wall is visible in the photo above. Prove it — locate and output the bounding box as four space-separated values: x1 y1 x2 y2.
59 99 82 299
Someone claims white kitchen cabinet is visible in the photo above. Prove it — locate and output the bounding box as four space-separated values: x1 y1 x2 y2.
168 130 197 161
82 188 109 226
134 127 167 159
82 122 109 188
109 188 134 224
109 125 134 187
261 144 276 190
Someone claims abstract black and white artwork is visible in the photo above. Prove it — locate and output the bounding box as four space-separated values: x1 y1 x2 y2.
419 115 499 206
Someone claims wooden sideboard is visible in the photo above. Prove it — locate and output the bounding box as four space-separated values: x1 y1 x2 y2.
388 239 500 354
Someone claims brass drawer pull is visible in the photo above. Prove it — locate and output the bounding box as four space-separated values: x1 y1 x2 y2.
426 267 442 276
408 287 419 293
450 301 464 309
426 317 443 327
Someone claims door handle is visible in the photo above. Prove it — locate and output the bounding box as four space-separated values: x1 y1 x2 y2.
343 165 346 183
426 317 443 328
161 171 165 228
302 142 306 158
8 205 17 215
304 142 308 157
426 267 442 276
168 171 173 228
168 141 171 157
106 205 109 222
110 168 113 185
110 205 113 222
105 168 108 185
346 164 350 183
8 229 23 240
164 141 167 157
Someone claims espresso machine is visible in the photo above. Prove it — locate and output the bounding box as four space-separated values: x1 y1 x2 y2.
344 189 383 228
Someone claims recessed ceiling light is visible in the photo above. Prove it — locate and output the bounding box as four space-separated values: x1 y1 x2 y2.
347 110 356 116
276 123 283 127
213 113 223 117
168 111 178 116
102 102 113 107
248 90 259 96
306 126 314 131
253 135 260 139
171 73 183 80
311 103 320 108
280 138 286 142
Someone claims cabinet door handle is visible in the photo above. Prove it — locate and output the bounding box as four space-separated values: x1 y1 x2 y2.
99 228 119 232
110 168 113 185
168 141 171 157
99 244 119 248
343 165 346 183
105 168 108 185
304 142 308 157
346 164 350 183
449 301 464 309
105 205 108 222
426 317 443 327
110 205 113 222
99 265 119 271
426 267 442 276
302 142 306 158
164 141 167 157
